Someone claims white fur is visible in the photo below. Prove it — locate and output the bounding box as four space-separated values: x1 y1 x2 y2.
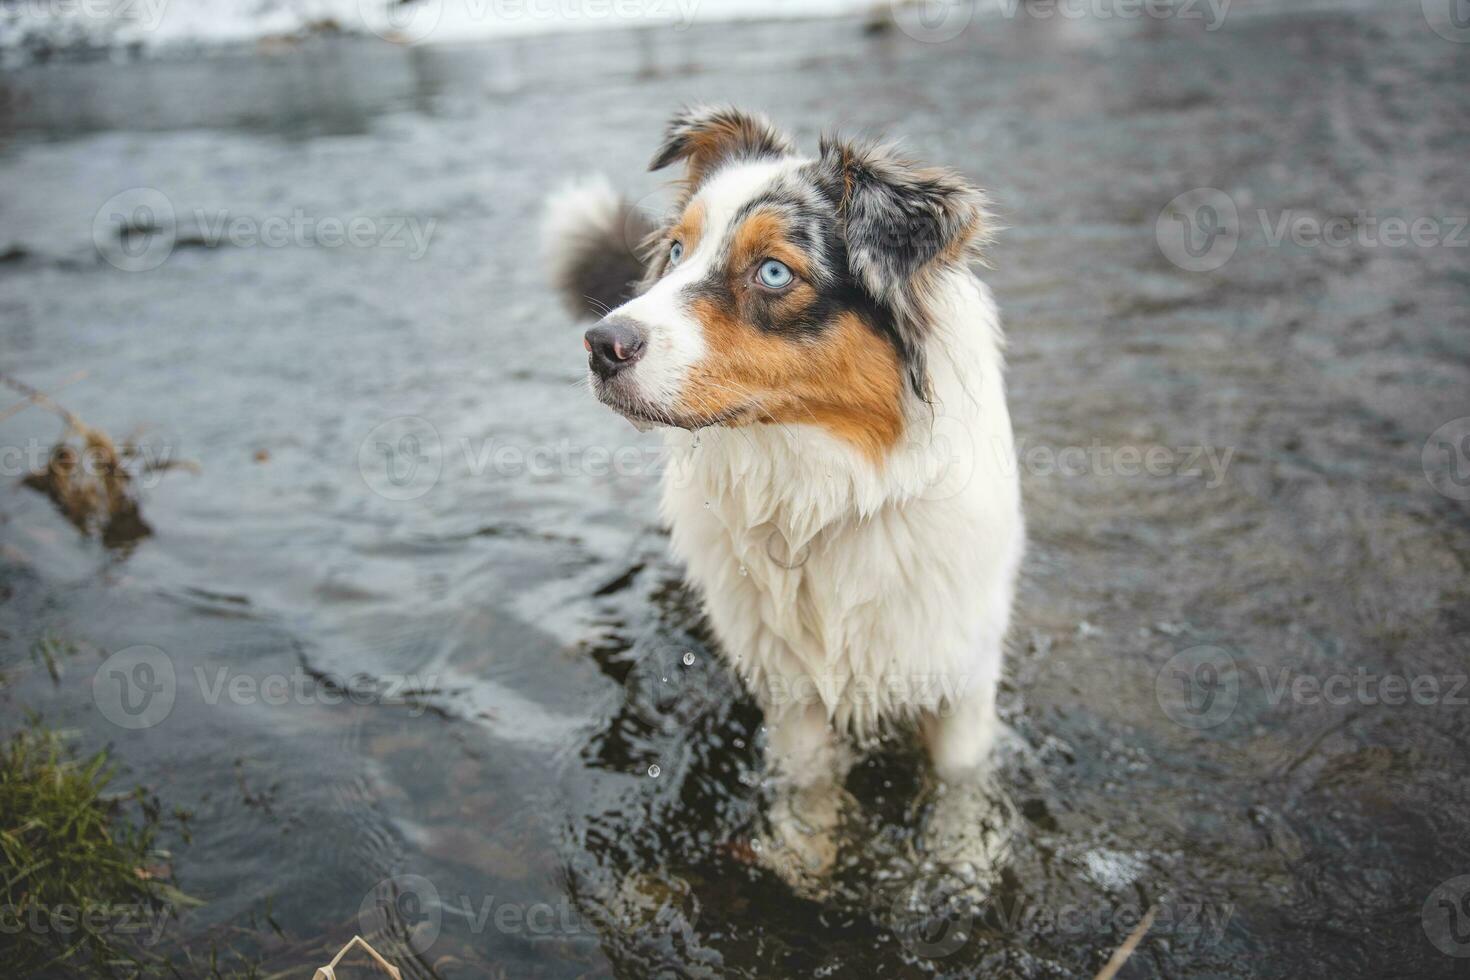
588 158 1025 797
540 174 622 273
569 158 1024 884
659 265 1023 789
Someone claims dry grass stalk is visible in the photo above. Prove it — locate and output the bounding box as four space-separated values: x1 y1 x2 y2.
312 935 404 980
1093 904 1157 980
2 371 195 546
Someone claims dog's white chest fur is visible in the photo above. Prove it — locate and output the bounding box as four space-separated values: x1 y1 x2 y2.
660 271 1024 743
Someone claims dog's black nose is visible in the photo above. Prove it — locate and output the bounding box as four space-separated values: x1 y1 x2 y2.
584 317 646 380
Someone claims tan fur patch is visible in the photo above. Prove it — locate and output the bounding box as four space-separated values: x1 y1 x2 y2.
684 117 778 184
670 201 705 255
678 302 905 464
729 210 812 280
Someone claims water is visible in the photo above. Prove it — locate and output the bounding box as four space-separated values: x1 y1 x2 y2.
2 5 1468 978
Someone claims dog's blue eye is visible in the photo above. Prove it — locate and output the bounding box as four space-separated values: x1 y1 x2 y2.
757 259 793 289
669 241 684 265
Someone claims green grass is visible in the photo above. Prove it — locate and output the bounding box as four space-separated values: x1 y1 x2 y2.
0 719 275 979
0 720 179 977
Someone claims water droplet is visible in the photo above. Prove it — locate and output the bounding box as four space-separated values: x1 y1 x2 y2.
732 737 745 748
750 837 763 852
738 565 748 576
647 764 661 778
703 500 711 509
682 651 695 666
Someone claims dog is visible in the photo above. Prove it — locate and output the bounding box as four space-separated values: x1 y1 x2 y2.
544 107 1024 890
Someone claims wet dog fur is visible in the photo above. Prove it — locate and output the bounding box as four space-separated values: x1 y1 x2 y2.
544 106 1024 889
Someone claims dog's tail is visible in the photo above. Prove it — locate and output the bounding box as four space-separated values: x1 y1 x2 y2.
541 175 654 320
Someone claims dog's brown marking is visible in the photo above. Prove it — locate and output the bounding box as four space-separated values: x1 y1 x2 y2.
669 201 706 255
680 114 787 185
678 301 905 463
729 209 813 281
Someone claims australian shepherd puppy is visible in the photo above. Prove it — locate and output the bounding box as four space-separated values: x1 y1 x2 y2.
544 107 1024 889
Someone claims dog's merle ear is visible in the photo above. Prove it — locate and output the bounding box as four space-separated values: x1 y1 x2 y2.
817 136 991 397
649 106 795 187
818 135 990 311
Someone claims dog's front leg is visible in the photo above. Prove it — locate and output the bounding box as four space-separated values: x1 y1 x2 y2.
918 662 1015 887
921 676 999 784
758 699 853 896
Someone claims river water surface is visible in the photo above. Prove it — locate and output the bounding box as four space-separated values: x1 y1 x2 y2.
2 4 1468 978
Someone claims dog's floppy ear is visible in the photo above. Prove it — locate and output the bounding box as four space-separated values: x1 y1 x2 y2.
818 135 992 398
650 105 795 187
